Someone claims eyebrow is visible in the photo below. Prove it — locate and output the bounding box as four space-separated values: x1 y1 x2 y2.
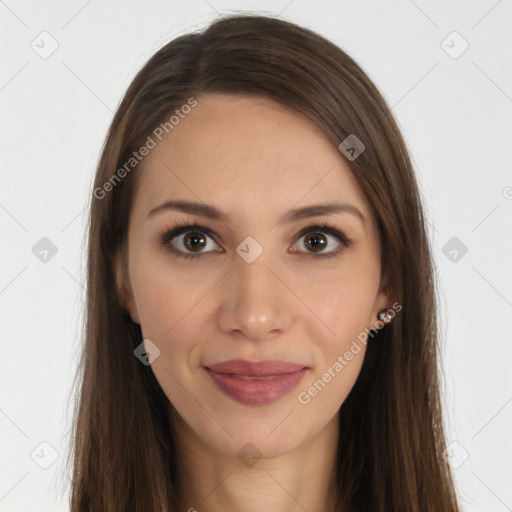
147 199 365 225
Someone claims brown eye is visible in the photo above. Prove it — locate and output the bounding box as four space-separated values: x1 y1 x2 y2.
171 230 218 255
303 232 328 253
182 232 207 252
160 221 352 261
160 223 221 259
292 223 352 259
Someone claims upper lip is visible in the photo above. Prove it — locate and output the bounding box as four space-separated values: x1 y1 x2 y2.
205 359 307 377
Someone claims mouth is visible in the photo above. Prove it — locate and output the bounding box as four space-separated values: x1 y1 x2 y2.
204 359 309 406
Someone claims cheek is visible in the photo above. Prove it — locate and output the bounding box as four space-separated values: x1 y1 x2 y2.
301 272 379 345
130 265 210 405
297 284 370 413
295 273 377 405
131 258 212 342
132 255 379 359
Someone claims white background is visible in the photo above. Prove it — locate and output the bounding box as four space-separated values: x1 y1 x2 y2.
1 1 511 510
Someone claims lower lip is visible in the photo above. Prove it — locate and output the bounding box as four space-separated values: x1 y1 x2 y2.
205 367 308 406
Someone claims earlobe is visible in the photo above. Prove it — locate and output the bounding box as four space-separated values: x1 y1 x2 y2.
114 250 140 324
372 281 394 324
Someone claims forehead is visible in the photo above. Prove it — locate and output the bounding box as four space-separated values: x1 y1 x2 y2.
133 93 372 227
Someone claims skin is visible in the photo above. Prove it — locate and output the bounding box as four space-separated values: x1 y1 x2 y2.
116 93 391 512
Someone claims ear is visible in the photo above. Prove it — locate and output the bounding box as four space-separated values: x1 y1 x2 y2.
370 272 394 323
114 249 140 324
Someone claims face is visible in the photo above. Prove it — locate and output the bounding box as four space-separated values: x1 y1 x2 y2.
116 93 390 461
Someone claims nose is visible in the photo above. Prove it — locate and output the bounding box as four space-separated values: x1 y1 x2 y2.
216 239 294 342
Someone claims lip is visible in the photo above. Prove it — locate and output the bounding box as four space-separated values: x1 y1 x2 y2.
204 359 308 406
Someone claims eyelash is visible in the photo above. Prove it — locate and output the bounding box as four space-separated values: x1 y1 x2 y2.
158 220 353 260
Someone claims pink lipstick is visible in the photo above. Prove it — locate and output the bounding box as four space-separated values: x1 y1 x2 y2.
204 359 308 406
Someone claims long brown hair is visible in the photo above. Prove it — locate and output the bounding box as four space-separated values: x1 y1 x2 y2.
65 14 460 511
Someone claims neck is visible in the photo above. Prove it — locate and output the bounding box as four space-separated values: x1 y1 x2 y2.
170 406 340 512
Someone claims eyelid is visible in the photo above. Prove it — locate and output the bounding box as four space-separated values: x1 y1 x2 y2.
159 220 352 259
293 223 351 246
159 222 217 246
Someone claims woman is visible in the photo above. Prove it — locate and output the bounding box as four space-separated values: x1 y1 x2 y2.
66 14 460 511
